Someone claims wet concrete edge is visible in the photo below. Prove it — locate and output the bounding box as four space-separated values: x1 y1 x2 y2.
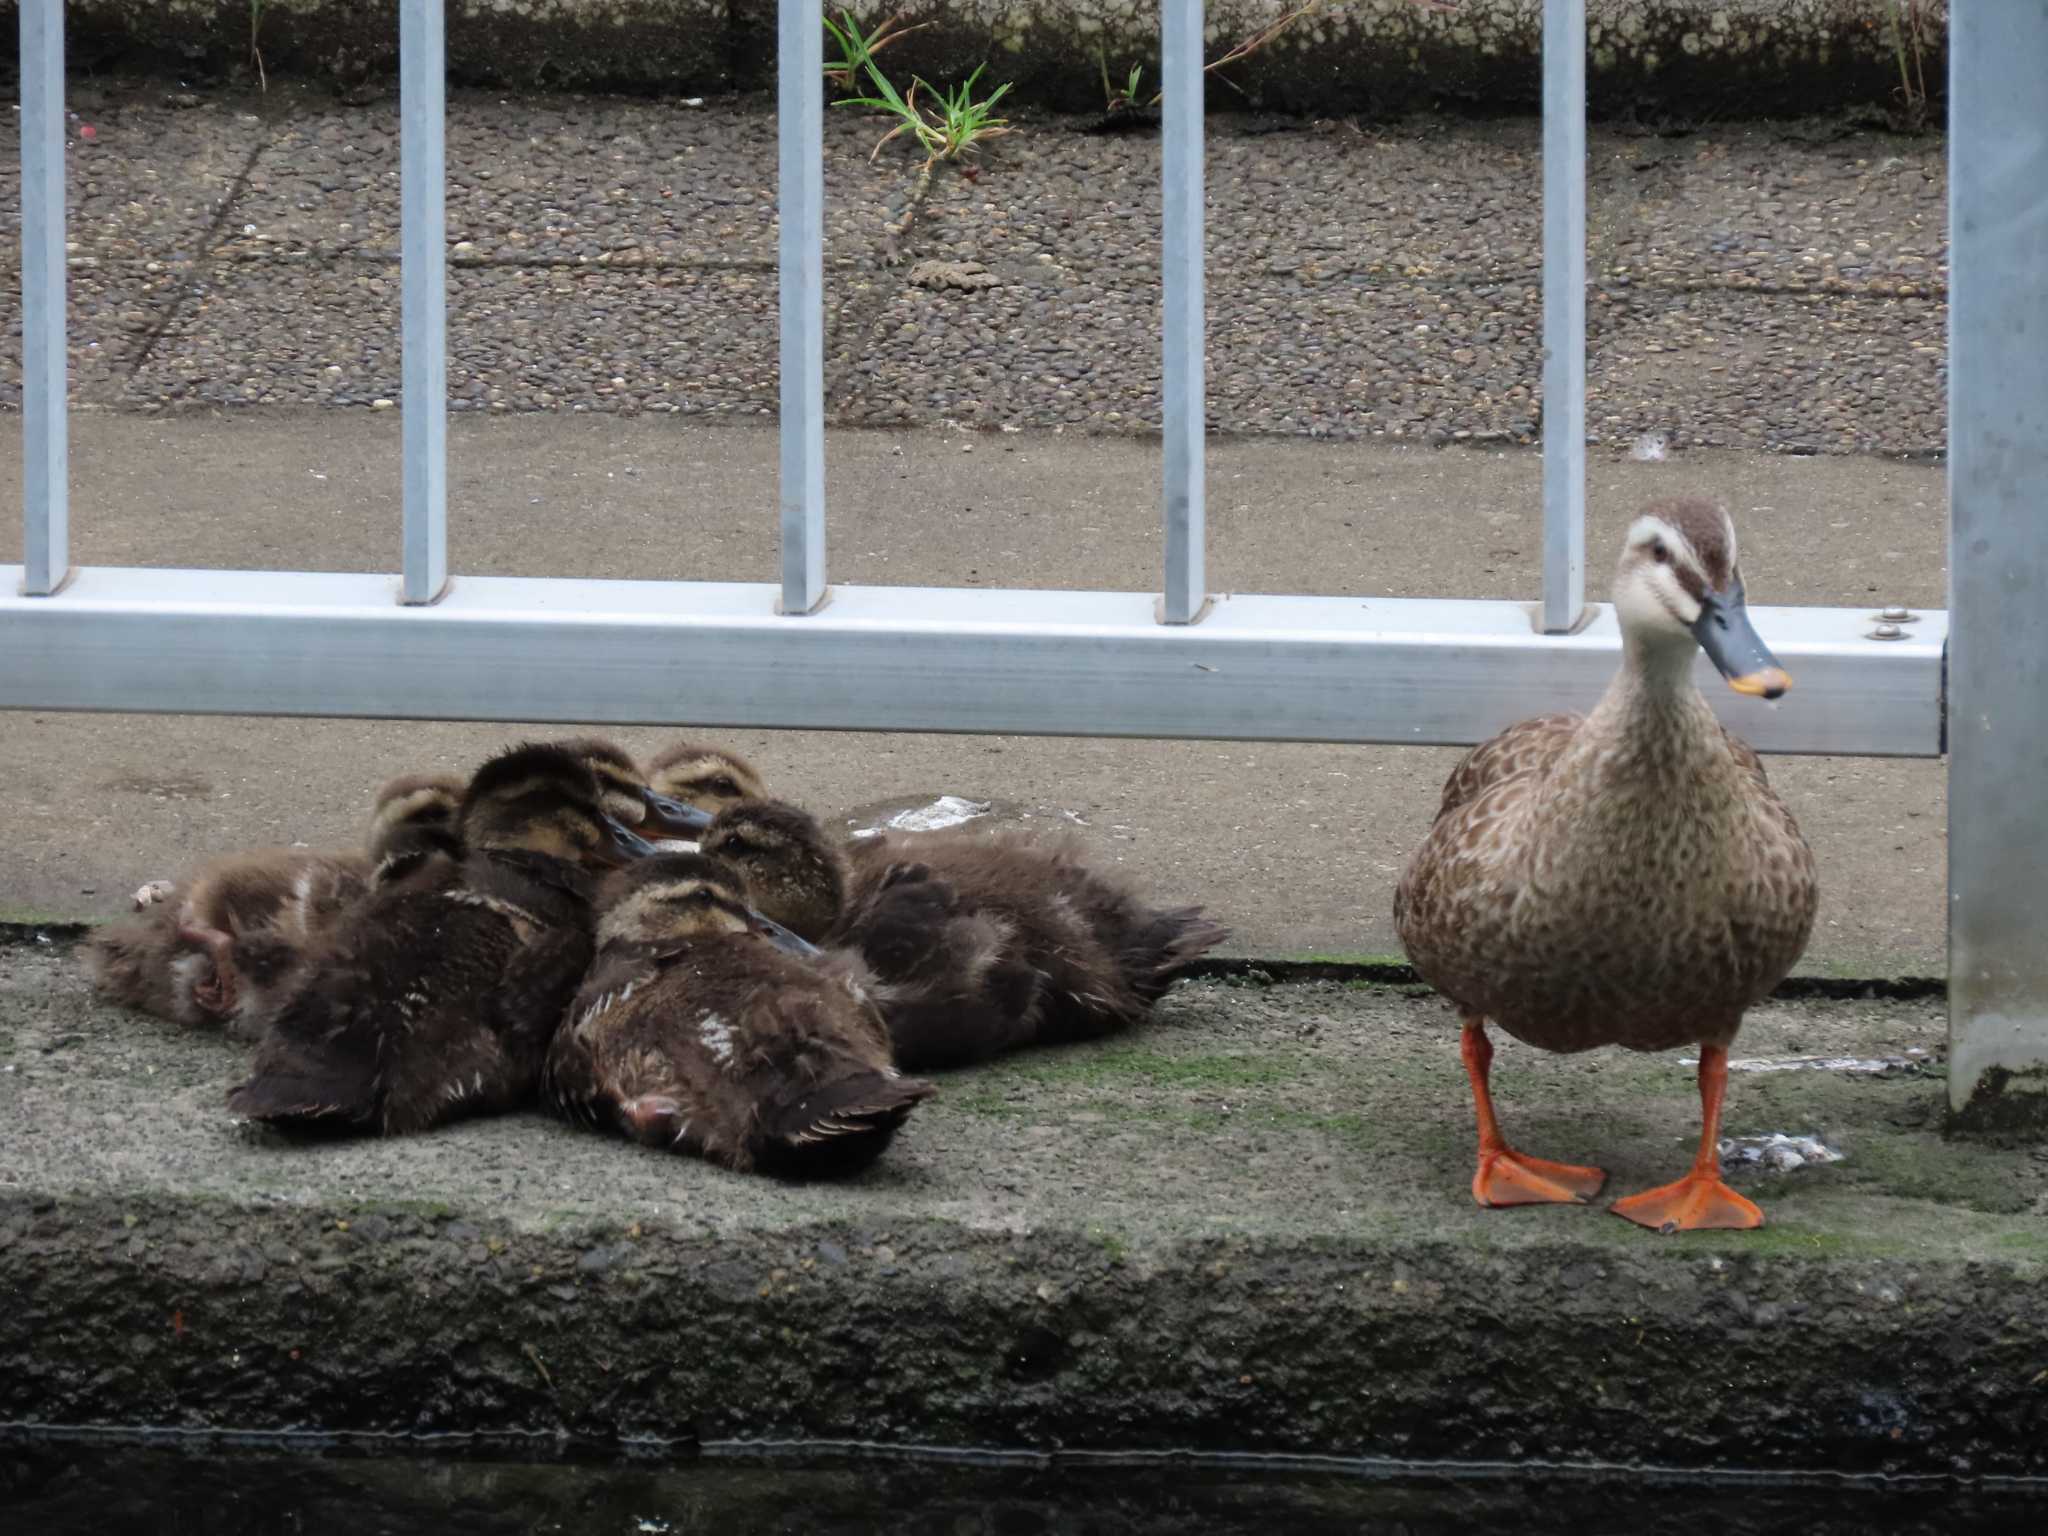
3 1187 2044 1476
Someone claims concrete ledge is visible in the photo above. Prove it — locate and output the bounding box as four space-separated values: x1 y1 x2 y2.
51 1 1950 117
4 941 2041 1473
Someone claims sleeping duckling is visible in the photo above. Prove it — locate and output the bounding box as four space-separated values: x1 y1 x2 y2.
642 740 770 819
363 771 465 882
556 735 715 842
87 770 463 1038
699 800 1229 1070
226 743 657 1136
198 772 487 1032
367 741 705 888
544 852 935 1178
87 847 369 1038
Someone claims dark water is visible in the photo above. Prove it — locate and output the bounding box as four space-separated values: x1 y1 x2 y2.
4 1440 2044 1536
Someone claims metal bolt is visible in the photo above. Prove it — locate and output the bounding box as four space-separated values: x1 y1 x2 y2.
1872 622 1904 641
1880 605 1913 622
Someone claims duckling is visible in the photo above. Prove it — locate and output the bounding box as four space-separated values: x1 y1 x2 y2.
544 852 936 1178
556 736 716 842
226 743 657 1136
642 740 770 819
699 800 1230 1070
1394 496 1819 1233
363 771 465 882
87 846 370 1039
85 767 465 1036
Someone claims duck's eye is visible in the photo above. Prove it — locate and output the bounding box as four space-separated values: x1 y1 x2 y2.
1650 539 1671 564
711 777 739 796
720 835 752 855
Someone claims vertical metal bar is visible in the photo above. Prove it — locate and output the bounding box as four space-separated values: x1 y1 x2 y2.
778 0 826 615
18 0 69 596
399 0 449 604
1539 0 1586 634
1159 0 1206 625
1946 2 2048 1127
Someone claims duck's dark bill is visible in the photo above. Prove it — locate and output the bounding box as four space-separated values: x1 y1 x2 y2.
642 789 715 837
1690 577 1792 700
604 815 662 861
748 909 823 958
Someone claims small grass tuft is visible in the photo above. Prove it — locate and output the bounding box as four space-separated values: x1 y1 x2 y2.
1883 1 1932 126
249 0 268 94
1099 52 1146 115
825 12 1012 169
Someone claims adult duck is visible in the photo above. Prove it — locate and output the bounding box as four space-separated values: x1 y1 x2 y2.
1395 496 1818 1233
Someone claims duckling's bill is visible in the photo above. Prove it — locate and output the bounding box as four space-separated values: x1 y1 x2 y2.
1689 577 1792 700
605 815 662 863
641 789 715 838
749 909 824 959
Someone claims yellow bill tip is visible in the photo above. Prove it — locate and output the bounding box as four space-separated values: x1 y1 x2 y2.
1727 667 1792 700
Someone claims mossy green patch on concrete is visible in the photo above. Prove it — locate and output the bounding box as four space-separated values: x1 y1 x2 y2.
1278 951 1413 968
0 907 105 928
1840 1132 2038 1215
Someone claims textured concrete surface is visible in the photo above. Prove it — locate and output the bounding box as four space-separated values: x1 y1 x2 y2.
3 938 2043 1468
3 83 1949 455
55 1 1949 118
0 415 1949 974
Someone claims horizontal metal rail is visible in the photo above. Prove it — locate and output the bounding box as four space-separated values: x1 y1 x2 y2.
0 568 1944 756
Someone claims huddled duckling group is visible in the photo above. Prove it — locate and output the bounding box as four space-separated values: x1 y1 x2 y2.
89 734 1228 1177
88 497 1822 1232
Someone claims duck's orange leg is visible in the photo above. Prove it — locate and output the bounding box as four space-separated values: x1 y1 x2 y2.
1610 1043 1764 1234
1462 1017 1607 1207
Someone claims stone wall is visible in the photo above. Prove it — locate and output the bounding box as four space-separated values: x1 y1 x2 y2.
47 1 1949 117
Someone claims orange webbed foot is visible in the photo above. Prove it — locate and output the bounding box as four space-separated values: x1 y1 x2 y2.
1610 1172 1763 1234
1472 1147 1608 1208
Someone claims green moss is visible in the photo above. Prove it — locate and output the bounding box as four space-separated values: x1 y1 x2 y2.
1991 1228 2048 1259
1706 1224 1864 1258
1087 1224 1130 1266
1840 1135 2036 1215
1280 951 1412 968
974 1042 1306 1093
0 906 104 928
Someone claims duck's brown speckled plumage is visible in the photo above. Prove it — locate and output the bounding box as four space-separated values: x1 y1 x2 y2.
364 772 466 882
87 847 371 1038
1394 501 1818 1056
544 854 934 1177
699 801 1228 1071
225 745 620 1136
643 740 770 817
846 829 1227 1056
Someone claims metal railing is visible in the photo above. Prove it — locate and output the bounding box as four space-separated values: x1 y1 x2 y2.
2 2 2039 1119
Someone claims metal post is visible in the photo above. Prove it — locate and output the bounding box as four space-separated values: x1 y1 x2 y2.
1539 0 1586 634
18 0 69 597
1946 3 2048 1128
399 0 449 604
778 0 827 615
1159 0 1207 625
